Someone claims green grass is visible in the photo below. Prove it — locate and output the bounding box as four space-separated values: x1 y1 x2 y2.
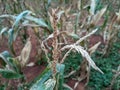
88 42 120 90
64 42 120 90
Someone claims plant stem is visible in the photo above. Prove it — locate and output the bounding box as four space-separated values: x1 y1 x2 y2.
52 10 59 77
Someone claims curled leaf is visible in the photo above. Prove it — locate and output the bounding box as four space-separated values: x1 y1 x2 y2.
13 10 32 29
0 51 11 65
0 27 8 36
19 38 32 67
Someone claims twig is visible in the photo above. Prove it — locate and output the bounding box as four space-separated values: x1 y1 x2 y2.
60 48 73 63
64 70 76 78
41 41 50 63
63 83 73 90
64 65 81 78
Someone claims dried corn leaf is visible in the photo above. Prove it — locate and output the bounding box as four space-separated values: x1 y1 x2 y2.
61 44 103 74
90 0 96 15
116 9 120 24
88 41 101 54
64 6 71 18
20 38 32 67
91 6 107 26
48 12 54 29
57 10 64 22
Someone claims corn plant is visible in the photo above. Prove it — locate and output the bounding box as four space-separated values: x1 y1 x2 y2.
0 0 115 90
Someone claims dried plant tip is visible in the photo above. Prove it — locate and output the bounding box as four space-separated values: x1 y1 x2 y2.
90 0 96 15
89 42 101 55
116 9 120 24
91 6 107 27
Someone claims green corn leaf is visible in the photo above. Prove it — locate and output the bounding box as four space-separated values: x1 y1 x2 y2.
43 79 56 90
47 0 51 7
7 58 20 73
74 12 80 34
0 69 23 79
47 20 53 32
56 63 65 75
30 63 65 90
8 29 16 55
0 51 12 64
30 67 52 90
8 28 18 55
8 28 20 46
30 78 56 90
0 51 20 73
0 27 8 36
11 11 32 42
25 16 48 28
69 33 79 39
0 84 7 90
56 63 65 90
0 14 16 20
12 10 32 29
8 28 14 46
31 78 56 90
